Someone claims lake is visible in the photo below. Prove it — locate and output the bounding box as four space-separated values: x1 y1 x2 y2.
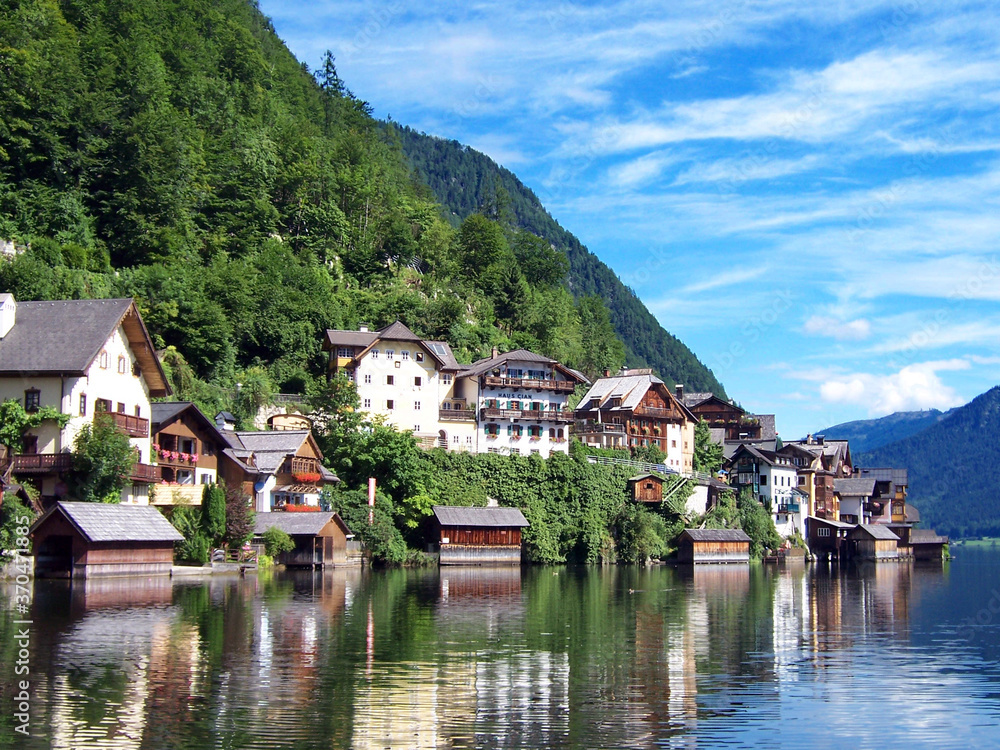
2 548 1000 749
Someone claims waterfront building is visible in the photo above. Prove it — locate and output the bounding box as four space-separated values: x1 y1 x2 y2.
726 444 807 537
0 295 169 504
574 370 696 472
253 511 357 567
676 528 751 564
847 524 900 561
433 505 529 565
778 435 853 521
150 401 234 506
31 501 182 578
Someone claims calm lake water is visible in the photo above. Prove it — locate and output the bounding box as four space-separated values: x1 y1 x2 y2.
2 549 1000 749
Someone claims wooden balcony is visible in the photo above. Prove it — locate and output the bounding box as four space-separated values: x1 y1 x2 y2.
130 463 161 483
152 484 203 506
11 453 74 474
483 376 576 393
107 412 149 438
573 421 627 434
480 407 574 422
439 408 477 421
633 405 679 419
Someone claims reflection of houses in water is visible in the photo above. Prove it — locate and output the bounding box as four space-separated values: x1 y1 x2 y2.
69 574 174 610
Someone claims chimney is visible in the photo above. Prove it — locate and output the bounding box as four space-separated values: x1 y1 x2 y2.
817 435 825 445
491 346 499 359
0 293 15 339
359 323 369 332
603 369 611 378
806 434 813 445
675 384 684 399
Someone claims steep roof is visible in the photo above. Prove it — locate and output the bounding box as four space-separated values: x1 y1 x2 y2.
681 528 751 542
680 391 716 408
0 298 169 396
376 320 423 342
853 524 900 541
254 511 352 537
323 329 379 349
460 348 587 382
433 505 530 528
225 430 337 482
833 477 877 497
323 321 456 368
33 501 183 543
577 373 664 412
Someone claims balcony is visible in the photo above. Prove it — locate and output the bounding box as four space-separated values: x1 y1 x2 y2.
777 503 801 514
483 376 576 393
130 463 162 483
480 407 574 422
633 405 677 419
439 408 477 422
107 412 150 438
12 453 74 474
573 421 626 434
152 484 203 506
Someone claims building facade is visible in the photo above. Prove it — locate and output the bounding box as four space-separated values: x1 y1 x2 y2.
726 444 807 537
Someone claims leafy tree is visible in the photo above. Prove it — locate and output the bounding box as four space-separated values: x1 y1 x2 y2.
616 504 669 564
736 487 782 559
0 496 35 558
693 419 724 474
0 399 70 454
262 526 295 557
69 414 136 502
171 506 210 564
224 485 255 548
201 484 227 547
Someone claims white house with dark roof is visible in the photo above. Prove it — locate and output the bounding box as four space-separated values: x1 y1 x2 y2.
726 443 807 537
0 295 169 504
323 321 476 450
456 348 588 458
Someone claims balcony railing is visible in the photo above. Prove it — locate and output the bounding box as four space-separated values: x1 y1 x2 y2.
483 376 576 392
633 405 678 419
573 422 627 434
107 412 150 438
130 463 162 483
12 453 74 474
439 408 477 421
480 407 574 422
777 503 801 514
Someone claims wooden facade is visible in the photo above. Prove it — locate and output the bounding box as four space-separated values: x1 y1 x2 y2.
806 516 853 558
676 529 751 564
684 394 763 440
434 506 529 565
848 524 900 561
253 512 356 568
31 502 182 578
628 473 667 503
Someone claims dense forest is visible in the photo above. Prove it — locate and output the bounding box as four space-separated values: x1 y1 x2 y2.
857 386 1000 539
395 127 725 395
0 0 722 417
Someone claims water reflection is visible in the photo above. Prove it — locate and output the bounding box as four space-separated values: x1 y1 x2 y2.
2 555 999 749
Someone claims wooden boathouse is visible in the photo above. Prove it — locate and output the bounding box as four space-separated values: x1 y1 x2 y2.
31 502 183 578
909 528 949 560
848 524 900 561
676 528 751 564
433 505 529 565
253 511 356 568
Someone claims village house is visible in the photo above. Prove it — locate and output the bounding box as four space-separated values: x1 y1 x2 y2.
150 402 235 506
253 511 356 568
848 524 900 561
0 295 169 504
433 505 530 565
214 414 338 513
833 476 877 525
805 516 854 559
677 387 777 456
725 444 807 538
779 435 853 521
31 501 183 578
676 528 751 564
574 370 696 472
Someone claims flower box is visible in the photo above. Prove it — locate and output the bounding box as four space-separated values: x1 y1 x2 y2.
283 504 320 512
293 471 323 484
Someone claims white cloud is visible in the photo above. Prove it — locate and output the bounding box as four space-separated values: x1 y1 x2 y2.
818 360 970 414
803 315 871 341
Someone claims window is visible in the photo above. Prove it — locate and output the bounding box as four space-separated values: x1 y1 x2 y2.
337 347 352 357
760 475 767 485
134 405 141 417
466 436 473 445
99 350 109 369
549 428 556 439
23 389 40 412
798 476 806 486
201 474 213 484
386 400 394 410
817 527 831 537
453 435 459 444
401 350 410 360
415 352 424 362
371 349 379 359
414 376 422 387
96 398 112 413
414 401 421 410
385 349 394 358
414 425 421 432
364 374 372 384
671 440 677 448
23 435 37 455
442 373 452 385
488 447 501 454
386 375 394 385
530 449 540 455
117 355 127 374
363 398 371 409
79 393 87 416
510 448 520 455
117 402 125 413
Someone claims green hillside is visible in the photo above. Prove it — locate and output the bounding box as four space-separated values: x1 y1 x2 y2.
394 127 726 395
857 386 1000 539
817 409 950 453
0 0 652 414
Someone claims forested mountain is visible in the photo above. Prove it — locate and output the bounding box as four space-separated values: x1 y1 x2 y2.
817 409 951 453
856 386 1000 539
0 0 684 417
394 127 726 395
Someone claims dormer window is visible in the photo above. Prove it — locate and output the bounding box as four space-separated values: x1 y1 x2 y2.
24 389 40 412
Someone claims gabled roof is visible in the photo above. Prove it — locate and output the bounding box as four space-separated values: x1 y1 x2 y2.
323 321 457 368
833 477 877 497
151 402 229 449
32 501 183 543
852 524 900 541
254 511 352 537
576 372 689 419
433 505 530 528
377 320 423 342
806 515 855 529
459 348 588 382
910 528 948 544
727 443 796 469
628 472 670 482
222 430 337 482
681 528 751 542
0 297 169 396
856 467 908 486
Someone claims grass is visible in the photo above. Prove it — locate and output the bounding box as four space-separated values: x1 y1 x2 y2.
952 537 1000 547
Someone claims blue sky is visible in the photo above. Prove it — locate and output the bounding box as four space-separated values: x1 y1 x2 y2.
259 0 1000 440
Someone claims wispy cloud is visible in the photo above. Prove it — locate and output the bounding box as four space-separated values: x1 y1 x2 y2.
818 359 970 414
804 315 872 341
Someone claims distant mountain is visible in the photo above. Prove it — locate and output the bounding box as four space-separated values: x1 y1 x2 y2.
856 386 1000 539
817 409 951 453
392 126 727 396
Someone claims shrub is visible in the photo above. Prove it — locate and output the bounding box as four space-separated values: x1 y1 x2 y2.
262 526 295 557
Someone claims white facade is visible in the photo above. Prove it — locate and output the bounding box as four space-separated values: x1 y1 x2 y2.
760 463 806 537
